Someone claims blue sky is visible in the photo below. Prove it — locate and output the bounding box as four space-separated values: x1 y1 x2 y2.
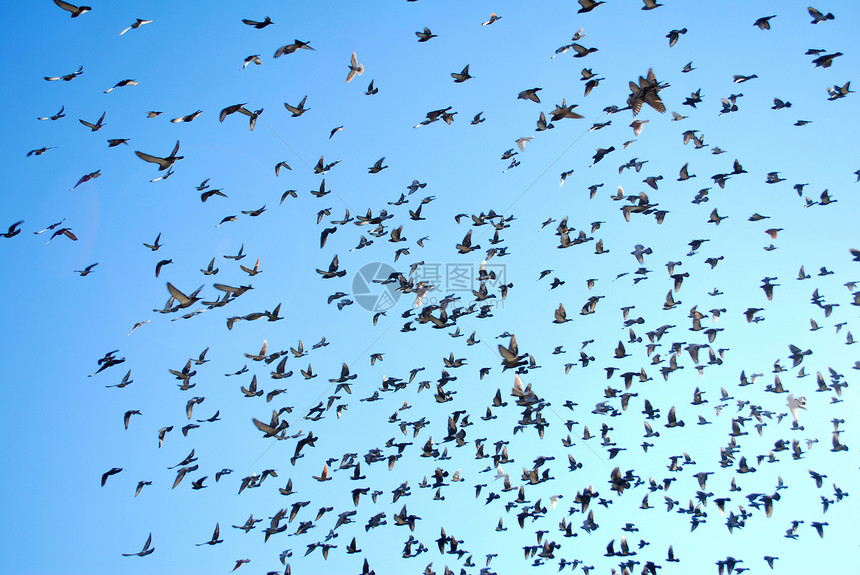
0 1 857 574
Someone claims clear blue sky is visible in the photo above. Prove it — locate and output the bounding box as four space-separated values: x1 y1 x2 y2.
1 1 857 574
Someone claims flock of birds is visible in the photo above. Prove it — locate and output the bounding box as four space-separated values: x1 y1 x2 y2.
7 1 860 574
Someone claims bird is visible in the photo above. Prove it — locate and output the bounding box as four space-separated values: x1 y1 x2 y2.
37 106 65 121
135 141 183 171
416 27 437 41
53 0 91 18
79 112 106 131
2 221 24 238
571 43 598 57
553 303 570 324
369 157 388 173
45 66 83 81
578 0 605 13
121 533 154 557
119 18 153 35
518 88 542 103
451 65 472 83
755 15 776 29
220 104 262 131
196 523 223 546
171 110 202 123
812 52 842 69
274 40 314 57
666 28 687 47
74 263 98 276
627 69 668 115
242 16 273 28
101 467 123 486
808 7 835 24
284 96 310 117
27 147 54 157
827 81 854 100
511 138 533 154
104 79 138 93
481 13 502 26
317 255 346 278
242 55 262 69
155 259 172 278
166 282 203 309
346 52 364 83
733 74 757 84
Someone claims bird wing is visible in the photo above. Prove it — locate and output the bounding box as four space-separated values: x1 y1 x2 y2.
166 282 191 305
53 0 79 14
135 151 168 169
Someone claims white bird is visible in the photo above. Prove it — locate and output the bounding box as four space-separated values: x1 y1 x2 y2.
786 394 807 422
346 52 364 83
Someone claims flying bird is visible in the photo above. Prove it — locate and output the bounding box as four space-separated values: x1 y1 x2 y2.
346 52 364 83
104 79 138 93
45 66 83 81
53 0 90 17
135 141 183 171
119 18 153 35
274 40 314 57
121 533 154 557
242 16 273 28
627 69 668 115
79 112 106 131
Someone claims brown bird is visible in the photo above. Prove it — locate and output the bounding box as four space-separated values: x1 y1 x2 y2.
627 69 668 115
754 15 776 30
